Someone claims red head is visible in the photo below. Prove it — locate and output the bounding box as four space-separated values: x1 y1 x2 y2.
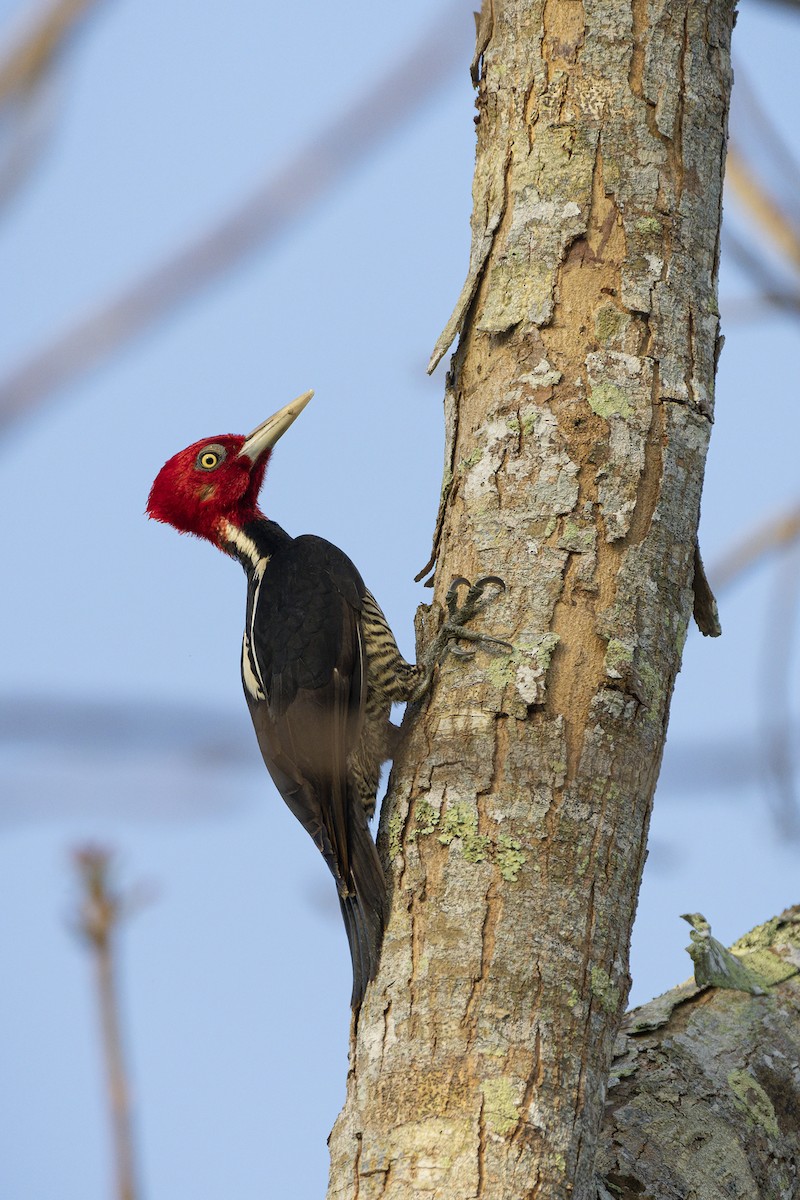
147 390 313 545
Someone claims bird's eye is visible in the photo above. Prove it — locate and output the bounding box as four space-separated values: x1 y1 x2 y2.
196 444 226 471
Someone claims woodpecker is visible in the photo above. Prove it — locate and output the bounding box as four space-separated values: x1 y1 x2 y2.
147 391 505 1006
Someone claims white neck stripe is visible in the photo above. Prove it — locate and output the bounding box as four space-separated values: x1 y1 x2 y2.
221 520 262 571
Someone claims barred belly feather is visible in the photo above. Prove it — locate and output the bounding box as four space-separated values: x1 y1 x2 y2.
347 592 422 819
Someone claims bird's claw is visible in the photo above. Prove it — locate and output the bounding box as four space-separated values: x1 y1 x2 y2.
442 575 512 658
410 576 511 703
449 645 477 659
445 575 506 622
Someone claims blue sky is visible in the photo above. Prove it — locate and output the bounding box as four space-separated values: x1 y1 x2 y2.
2 1 800 1196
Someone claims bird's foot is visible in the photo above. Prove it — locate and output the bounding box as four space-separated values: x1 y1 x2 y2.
410 576 511 702
442 576 511 658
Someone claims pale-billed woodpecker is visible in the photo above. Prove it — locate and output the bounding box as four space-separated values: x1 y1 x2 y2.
147 391 505 1006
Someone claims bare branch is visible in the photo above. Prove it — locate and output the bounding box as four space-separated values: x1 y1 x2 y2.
712 501 800 590
0 0 108 104
707 505 800 837
599 908 800 1198
723 228 800 320
730 59 800 211
758 546 800 837
750 0 800 10
72 846 143 1200
0 0 110 203
721 293 800 320
726 145 800 271
0 2 468 438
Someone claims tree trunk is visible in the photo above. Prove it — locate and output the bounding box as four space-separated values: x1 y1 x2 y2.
327 1 736 1197
597 908 800 1199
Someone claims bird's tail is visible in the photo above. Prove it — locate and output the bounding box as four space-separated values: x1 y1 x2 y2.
339 809 388 1009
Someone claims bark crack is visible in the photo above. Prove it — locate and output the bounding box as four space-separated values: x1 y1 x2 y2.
685 307 697 413
511 1024 543 1146
624 361 665 548
477 1089 488 1197
463 878 500 1037
353 1132 362 1200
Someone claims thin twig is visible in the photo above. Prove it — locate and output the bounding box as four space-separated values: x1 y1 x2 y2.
0 1 469 437
711 501 800 591
0 0 108 104
726 145 800 272
759 544 800 838
721 294 800 321
0 0 110 203
722 228 800 325
708 503 800 837
72 846 141 1200
730 58 800 209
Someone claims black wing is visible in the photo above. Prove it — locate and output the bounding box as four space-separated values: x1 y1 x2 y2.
243 534 386 1005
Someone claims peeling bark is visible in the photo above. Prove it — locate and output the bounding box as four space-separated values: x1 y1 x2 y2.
327 2 736 1198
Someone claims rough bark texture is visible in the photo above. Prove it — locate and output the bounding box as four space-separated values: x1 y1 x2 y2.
597 908 800 1199
327 1 735 1198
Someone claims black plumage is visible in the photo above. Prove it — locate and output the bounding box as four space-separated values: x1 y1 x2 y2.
235 520 417 1007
